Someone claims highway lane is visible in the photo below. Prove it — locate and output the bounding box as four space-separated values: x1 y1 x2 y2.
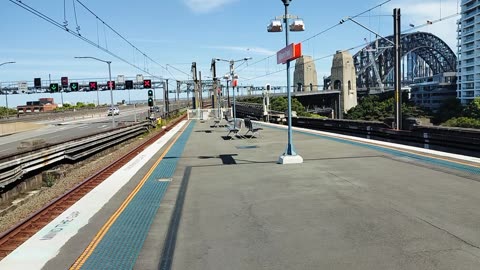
0 107 152 157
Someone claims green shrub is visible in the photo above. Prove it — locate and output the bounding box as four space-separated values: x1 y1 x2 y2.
442 117 480 129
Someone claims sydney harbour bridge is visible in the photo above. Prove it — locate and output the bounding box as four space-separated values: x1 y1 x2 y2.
345 32 457 92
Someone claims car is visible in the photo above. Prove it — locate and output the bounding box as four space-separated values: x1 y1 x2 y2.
107 107 120 116
149 106 161 113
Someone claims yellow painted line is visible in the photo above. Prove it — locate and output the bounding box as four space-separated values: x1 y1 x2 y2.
70 121 190 270
308 129 480 168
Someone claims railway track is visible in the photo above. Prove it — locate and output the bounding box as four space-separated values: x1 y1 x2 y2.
0 114 187 260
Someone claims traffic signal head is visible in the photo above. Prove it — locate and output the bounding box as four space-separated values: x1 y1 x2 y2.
148 89 153 97
70 82 79 91
107 81 116 90
125 80 133 89
148 97 154 107
266 84 271 91
34 78 41 89
89 82 98 91
49 83 59 93
143 79 151 89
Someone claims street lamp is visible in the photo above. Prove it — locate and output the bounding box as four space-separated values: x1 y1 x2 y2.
0 62 15 119
268 0 304 164
75 56 115 128
216 57 251 125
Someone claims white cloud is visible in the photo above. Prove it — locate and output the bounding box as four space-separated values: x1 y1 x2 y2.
184 0 237 14
386 0 460 51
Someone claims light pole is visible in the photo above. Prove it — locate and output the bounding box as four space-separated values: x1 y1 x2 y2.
0 62 15 119
75 56 115 128
268 0 304 164
216 57 251 125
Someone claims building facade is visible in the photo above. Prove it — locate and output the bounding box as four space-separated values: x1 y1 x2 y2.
458 0 480 104
17 98 57 113
410 72 457 112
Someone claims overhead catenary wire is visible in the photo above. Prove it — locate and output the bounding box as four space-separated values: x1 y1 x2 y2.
75 0 188 77
244 7 459 84
63 0 68 27
72 0 81 34
8 0 164 80
236 0 392 75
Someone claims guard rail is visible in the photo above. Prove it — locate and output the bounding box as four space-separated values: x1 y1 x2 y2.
0 122 151 188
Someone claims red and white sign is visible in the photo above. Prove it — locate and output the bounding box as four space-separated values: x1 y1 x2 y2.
232 79 238 87
277 43 302 64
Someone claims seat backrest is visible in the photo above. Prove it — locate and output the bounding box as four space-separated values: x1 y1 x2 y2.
230 118 241 129
244 118 252 130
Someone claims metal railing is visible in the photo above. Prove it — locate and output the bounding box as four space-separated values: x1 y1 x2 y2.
0 122 151 188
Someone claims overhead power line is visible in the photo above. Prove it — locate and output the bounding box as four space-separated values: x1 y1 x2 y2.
9 0 191 80
244 8 460 84
236 0 392 74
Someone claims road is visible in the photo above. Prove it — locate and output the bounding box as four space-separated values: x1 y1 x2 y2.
0 106 151 157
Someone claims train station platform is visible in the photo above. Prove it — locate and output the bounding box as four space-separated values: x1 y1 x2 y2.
1 118 480 269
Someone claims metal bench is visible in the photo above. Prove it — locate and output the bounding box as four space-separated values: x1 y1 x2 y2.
244 118 263 138
226 119 243 139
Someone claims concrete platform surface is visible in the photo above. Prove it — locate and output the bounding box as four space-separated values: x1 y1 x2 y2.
156 120 480 270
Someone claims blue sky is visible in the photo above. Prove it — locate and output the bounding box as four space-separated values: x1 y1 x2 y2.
0 0 460 88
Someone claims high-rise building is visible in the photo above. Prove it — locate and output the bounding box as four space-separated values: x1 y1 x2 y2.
458 0 480 104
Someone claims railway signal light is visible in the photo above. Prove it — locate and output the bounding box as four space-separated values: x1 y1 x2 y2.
143 79 151 89
147 89 154 107
49 83 59 93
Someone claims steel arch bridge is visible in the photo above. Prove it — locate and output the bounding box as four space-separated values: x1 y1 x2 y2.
352 32 456 91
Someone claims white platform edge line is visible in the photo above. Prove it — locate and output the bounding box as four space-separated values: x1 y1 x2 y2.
0 120 188 270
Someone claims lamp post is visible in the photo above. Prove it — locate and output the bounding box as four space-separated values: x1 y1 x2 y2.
268 0 304 164
75 56 115 128
223 75 230 108
216 58 251 125
0 62 15 119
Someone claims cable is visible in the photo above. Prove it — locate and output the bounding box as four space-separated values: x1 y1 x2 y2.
166 64 191 77
403 13 459 34
9 0 164 80
242 40 369 82
237 0 392 74
72 0 81 34
243 8 459 84
63 0 68 27
75 0 175 74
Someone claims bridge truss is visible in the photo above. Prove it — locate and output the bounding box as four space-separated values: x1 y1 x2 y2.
352 32 456 91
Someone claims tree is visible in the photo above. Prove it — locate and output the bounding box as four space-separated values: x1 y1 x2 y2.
433 97 463 124
270 97 308 116
345 95 428 121
442 117 480 129
463 98 480 119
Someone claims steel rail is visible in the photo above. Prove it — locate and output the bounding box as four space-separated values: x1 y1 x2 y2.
0 114 187 259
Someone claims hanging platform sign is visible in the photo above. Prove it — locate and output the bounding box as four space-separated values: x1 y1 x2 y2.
277 43 302 64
